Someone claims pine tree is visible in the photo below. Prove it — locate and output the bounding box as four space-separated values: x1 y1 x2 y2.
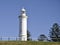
27 30 32 41
49 23 60 42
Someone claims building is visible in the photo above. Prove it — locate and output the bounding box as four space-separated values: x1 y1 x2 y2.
18 8 28 41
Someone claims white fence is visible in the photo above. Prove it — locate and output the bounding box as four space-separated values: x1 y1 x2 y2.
0 37 60 42
0 37 38 41
0 37 20 41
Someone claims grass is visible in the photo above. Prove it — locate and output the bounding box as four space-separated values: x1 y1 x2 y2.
0 41 60 45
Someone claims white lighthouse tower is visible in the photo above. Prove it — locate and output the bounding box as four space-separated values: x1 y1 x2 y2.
19 8 28 41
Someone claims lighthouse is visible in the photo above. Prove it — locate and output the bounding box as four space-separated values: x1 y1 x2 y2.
19 8 28 41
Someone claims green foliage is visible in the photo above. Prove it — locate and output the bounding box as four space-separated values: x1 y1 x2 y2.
27 30 30 38
0 41 60 45
38 34 48 41
49 23 60 42
27 30 32 41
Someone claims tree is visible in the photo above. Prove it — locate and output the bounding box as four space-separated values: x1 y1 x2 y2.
38 34 48 41
49 23 60 42
27 30 32 41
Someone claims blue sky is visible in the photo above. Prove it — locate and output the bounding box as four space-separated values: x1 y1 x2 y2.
0 0 60 39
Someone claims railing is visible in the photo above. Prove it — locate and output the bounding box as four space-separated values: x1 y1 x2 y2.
0 37 60 42
0 37 20 41
0 37 38 41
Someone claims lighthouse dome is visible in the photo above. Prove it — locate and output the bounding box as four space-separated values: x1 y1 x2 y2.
21 8 26 12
